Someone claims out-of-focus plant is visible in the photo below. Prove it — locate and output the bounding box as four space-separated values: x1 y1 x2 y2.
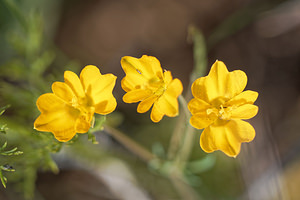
0 0 74 198
0 105 23 188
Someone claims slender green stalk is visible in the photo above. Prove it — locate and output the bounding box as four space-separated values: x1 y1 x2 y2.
173 96 195 170
167 95 189 160
103 125 155 163
178 95 190 120
167 114 185 159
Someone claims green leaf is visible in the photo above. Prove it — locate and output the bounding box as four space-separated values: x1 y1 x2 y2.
0 164 15 172
0 142 7 151
187 155 216 174
0 105 10 116
0 124 8 134
152 142 166 159
0 170 7 188
1 147 23 156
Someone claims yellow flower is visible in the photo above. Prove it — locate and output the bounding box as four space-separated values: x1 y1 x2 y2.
121 55 183 122
188 61 258 157
34 65 117 142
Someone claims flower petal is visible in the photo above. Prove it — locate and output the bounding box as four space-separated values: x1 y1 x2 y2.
123 89 153 103
121 55 163 91
231 104 258 119
191 77 207 101
122 55 163 79
34 93 80 142
226 90 258 107
150 103 164 122
155 93 179 117
165 78 183 98
188 98 211 115
206 61 229 100
94 96 117 115
75 114 93 133
64 70 85 98
227 70 247 99
191 61 247 105
137 95 158 113
200 119 255 157
189 112 216 129
80 65 117 104
163 70 173 85
79 65 102 92
52 82 75 103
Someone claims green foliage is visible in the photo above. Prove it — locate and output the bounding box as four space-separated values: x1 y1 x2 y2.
0 106 23 188
0 0 71 198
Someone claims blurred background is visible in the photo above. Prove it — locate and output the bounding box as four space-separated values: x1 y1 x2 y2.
0 0 300 199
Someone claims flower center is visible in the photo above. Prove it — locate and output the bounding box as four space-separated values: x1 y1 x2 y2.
206 104 232 121
218 105 231 120
70 96 94 120
148 77 166 97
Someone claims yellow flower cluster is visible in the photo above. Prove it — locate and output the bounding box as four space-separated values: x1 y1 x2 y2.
34 56 258 157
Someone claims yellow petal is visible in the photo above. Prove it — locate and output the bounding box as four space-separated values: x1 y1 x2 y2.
155 93 179 117
191 61 247 104
231 104 258 119
34 93 80 142
165 78 183 98
150 103 164 122
121 73 147 92
79 65 102 92
123 89 153 103
64 70 85 98
94 96 117 115
122 55 163 79
189 112 216 129
227 70 247 98
163 71 173 85
81 66 117 103
75 113 93 133
188 98 211 115
191 77 207 101
137 95 158 113
206 61 229 100
121 55 163 91
52 81 75 103
200 119 255 157
226 90 258 107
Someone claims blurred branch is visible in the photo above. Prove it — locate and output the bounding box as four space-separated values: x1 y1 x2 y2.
104 125 156 163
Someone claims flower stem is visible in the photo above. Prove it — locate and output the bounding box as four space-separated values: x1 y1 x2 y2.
103 125 155 163
173 95 195 170
178 95 191 120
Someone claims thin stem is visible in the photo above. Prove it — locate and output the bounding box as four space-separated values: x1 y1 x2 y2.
178 95 191 119
169 175 201 200
173 96 195 170
103 125 155 163
167 95 190 160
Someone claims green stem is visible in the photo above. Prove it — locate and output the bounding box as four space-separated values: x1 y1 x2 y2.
173 96 195 170
178 95 190 120
167 95 190 160
103 125 155 163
